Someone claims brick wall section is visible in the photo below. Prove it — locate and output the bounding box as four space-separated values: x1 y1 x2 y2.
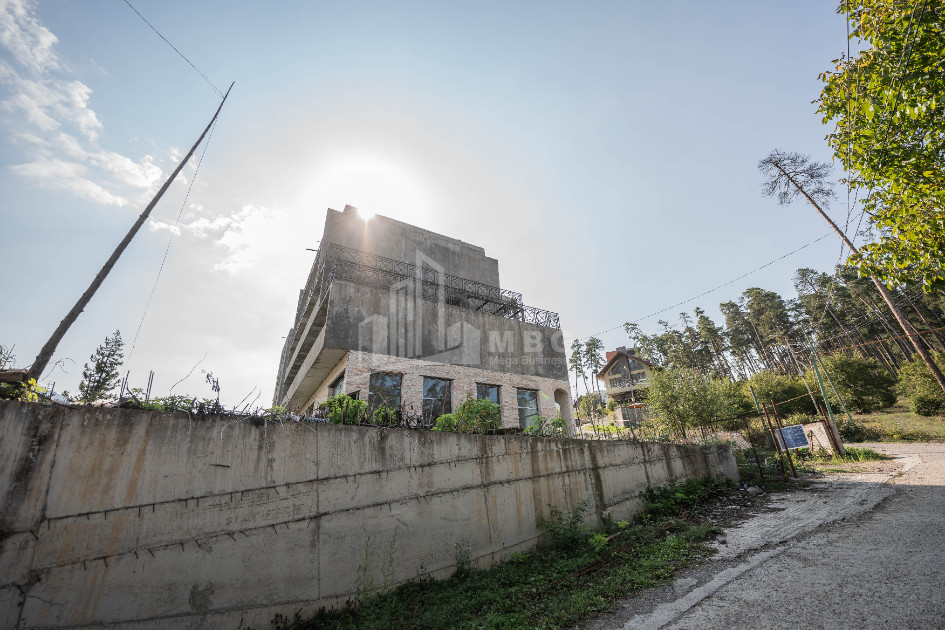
302 350 573 429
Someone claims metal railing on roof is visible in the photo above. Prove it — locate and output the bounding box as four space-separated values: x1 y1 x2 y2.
276 243 561 401
295 243 559 330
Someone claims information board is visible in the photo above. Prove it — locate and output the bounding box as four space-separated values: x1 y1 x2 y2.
775 424 810 450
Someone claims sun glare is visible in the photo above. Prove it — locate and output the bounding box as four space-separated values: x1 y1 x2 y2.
305 153 429 224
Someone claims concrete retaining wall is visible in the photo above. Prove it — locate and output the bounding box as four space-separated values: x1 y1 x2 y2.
0 400 738 629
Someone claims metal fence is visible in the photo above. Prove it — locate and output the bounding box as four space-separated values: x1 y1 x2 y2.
301 243 561 329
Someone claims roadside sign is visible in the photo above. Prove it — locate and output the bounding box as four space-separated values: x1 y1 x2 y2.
775 424 810 451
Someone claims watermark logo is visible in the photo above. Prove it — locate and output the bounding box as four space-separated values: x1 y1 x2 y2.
354 247 566 371
357 249 482 366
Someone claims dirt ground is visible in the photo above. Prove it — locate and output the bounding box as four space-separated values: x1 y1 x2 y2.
580 443 945 630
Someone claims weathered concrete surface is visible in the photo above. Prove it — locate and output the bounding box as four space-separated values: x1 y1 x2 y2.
0 400 737 629
584 443 945 630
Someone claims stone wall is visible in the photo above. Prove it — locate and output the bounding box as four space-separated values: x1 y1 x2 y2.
302 350 574 430
0 400 738 629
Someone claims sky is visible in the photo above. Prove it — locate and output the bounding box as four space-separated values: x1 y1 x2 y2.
0 0 855 406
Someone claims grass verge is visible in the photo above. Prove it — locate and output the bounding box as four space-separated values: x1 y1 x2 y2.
275 478 737 630
846 403 945 442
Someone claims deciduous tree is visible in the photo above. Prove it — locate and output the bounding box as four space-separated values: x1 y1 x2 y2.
818 0 945 291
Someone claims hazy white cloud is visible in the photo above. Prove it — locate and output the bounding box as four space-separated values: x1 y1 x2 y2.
0 0 58 75
0 0 165 207
148 212 234 239
11 157 127 206
147 203 291 273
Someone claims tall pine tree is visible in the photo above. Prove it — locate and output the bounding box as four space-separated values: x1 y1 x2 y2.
78 331 124 403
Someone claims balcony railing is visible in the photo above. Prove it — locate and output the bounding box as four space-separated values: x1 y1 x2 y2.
277 243 562 400
297 243 560 330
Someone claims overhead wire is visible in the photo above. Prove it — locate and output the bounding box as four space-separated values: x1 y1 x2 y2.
126 116 219 363
121 0 223 97
581 232 833 342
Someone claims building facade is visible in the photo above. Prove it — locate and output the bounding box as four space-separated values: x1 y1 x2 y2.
273 205 574 430
597 346 653 423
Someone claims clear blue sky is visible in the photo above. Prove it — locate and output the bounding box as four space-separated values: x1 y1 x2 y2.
0 0 853 404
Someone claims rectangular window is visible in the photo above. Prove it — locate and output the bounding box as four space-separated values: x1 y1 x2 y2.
369 373 402 412
329 371 345 397
422 377 452 422
517 388 539 429
477 384 501 421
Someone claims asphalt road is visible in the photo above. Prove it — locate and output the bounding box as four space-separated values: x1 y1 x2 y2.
581 443 945 630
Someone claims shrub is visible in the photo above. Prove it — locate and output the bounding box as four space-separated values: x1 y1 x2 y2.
369 405 397 425
319 393 367 425
744 371 815 415
523 415 569 437
538 499 589 549
911 393 944 417
648 368 742 438
897 351 945 398
640 477 735 519
810 353 896 413
432 395 501 434
899 352 945 417
431 413 458 432
836 418 884 442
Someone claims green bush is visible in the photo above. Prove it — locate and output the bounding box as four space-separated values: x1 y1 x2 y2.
523 415 569 437
319 393 367 425
538 498 589 549
432 395 501 434
897 351 945 398
744 371 815 415
898 352 945 418
836 418 884 442
431 413 458 432
811 353 896 413
648 368 745 438
640 477 735 519
369 404 397 425
911 393 944 417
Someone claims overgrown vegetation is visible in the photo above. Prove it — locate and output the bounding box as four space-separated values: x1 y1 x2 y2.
286 478 734 630
847 403 945 442
523 415 568 437
897 352 945 416
319 393 367 425
804 445 890 464
71 330 124 404
431 395 501 434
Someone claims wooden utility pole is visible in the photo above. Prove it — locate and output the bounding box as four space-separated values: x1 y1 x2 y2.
26 83 234 383
773 163 945 395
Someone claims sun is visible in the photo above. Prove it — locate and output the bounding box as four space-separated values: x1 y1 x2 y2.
304 153 429 223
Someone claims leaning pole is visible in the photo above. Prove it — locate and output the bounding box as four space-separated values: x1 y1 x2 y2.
26 83 234 383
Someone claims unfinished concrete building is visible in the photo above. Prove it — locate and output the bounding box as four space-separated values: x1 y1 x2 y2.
273 205 574 430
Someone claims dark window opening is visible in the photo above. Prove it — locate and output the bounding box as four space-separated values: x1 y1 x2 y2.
422 377 452 423
517 388 539 429
476 384 501 420
329 371 345 397
369 374 402 413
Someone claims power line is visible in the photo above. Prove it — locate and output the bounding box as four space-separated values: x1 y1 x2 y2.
582 232 833 341
829 325 945 354
127 116 219 363
802 283 931 349
121 0 223 97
